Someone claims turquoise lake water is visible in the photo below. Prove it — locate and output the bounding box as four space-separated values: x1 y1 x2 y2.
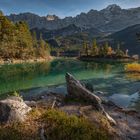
0 58 140 109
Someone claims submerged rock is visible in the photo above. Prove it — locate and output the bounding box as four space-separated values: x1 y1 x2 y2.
0 96 31 123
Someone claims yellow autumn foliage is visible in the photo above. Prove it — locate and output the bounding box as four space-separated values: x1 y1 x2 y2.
125 63 140 73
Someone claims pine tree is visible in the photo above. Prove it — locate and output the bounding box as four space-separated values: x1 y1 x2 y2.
0 12 50 60
98 46 104 57
16 21 34 59
91 39 98 56
0 14 17 58
103 42 109 56
115 43 124 57
83 41 88 56
32 31 38 48
38 34 50 58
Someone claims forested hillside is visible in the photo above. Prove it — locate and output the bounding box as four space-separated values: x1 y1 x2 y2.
0 11 50 60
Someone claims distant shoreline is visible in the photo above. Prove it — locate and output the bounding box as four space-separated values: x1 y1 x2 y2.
0 56 54 65
79 56 139 62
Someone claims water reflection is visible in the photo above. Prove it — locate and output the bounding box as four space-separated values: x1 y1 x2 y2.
125 73 140 81
0 62 51 93
0 59 133 94
109 91 140 108
0 59 139 110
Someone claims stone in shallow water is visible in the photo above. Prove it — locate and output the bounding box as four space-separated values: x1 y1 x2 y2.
0 96 31 123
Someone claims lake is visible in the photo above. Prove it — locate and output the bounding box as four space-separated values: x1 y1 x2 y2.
0 58 140 110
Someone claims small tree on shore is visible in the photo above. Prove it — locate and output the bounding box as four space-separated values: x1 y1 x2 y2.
115 43 124 57
83 41 89 56
103 42 109 56
91 39 98 56
108 46 113 55
98 42 109 57
37 34 50 58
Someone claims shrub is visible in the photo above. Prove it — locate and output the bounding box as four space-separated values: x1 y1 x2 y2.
11 91 20 97
0 91 22 101
0 123 40 140
125 63 140 73
0 109 42 140
42 109 109 140
0 108 110 140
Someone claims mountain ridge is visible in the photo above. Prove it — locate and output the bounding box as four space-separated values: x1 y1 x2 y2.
108 24 140 55
6 4 140 32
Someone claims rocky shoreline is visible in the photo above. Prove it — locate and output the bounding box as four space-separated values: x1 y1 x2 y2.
0 73 140 140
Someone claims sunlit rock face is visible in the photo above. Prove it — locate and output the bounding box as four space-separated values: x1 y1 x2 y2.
46 15 59 21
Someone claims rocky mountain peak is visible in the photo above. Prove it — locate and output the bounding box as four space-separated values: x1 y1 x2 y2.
6 4 140 32
46 15 59 21
100 4 122 22
105 4 121 11
88 9 98 14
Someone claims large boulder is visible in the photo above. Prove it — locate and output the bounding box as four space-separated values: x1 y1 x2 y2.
0 96 31 123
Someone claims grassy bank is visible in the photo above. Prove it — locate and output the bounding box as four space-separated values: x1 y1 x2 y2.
0 108 110 140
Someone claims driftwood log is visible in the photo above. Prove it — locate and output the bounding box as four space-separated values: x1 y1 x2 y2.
65 73 116 125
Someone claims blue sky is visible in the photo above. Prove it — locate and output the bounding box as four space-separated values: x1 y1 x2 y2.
1 0 140 18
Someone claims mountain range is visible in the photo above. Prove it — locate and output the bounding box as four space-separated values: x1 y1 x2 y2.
7 4 140 32
6 4 140 55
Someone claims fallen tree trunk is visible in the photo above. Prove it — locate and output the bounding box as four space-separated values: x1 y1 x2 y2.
65 73 116 125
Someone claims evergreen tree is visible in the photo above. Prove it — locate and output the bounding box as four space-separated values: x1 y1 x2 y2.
83 41 88 56
115 43 124 57
98 46 104 57
0 14 17 58
32 31 38 58
0 12 50 60
38 34 50 58
16 21 34 59
103 42 109 56
32 31 38 48
91 39 98 56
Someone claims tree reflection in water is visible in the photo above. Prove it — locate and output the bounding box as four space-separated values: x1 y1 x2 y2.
0 62 51 94
125 73 140 81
